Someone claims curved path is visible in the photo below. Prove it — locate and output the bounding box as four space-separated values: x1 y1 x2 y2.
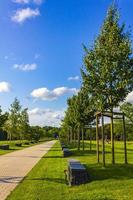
0 140 56 200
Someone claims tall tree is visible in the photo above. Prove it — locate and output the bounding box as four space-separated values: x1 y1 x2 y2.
4 98 22 140
0 106 9 128
81 4 133 164
18 108 29 140
61 88 95 151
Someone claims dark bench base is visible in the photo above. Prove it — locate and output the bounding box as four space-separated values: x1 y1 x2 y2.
15 143 22 147
0 144 9 150
63 148 72 157
24 142 30 145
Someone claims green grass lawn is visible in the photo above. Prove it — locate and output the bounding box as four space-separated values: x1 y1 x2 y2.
0 140 32 156
0 138 51 156
7 140 133 200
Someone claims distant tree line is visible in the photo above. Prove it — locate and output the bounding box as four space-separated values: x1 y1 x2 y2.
0 98 60 141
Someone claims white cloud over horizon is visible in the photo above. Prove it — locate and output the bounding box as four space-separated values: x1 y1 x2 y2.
11 8 40 24
0 82 11 93
31 86 78 101
68 76 79 81
13 63 37 71
28 107 65 127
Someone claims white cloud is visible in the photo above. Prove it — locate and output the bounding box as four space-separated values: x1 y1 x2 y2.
13 0 43 4
13 0 30 3
11 8 40 24
28 107 65 126
33 0 43 4
68 76 79 81
31 86 78 101
0 82 11 93
13 63 37 71
126 91 133 103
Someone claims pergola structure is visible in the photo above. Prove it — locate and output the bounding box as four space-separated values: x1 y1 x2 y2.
95 111 127 167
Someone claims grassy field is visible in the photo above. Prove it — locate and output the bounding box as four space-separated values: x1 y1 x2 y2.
0 140 32 156
0 139 51 156
7 140 133 200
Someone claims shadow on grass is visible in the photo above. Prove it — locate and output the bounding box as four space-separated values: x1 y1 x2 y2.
49 149 61 152
86 163 133 181
43 155 63 158
27 177 66 184
70 148 131 157
0 176 23 183
71 149 98 156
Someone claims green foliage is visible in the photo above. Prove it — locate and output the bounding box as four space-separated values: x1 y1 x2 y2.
7 98 22 139
120 102 133 124
61 89 95 146
3 98 29 140
81 5 133 111
114 119 133 141
0 107 8 128
46 127 60 138
29 126 45 142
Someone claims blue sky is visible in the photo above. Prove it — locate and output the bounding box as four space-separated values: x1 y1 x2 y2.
0 0 133 126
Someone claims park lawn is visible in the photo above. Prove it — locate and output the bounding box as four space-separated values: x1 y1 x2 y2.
7 140 133 200
0 139 51 156
0 140 31 156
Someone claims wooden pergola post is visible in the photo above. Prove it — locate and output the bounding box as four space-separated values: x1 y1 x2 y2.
96 114 99 163
123 114 127 164
101 114 105 167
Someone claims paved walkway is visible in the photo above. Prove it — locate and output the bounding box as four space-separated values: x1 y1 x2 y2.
0 140 56 200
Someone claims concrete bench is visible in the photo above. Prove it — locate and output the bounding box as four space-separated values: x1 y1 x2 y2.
67 159 88 185
15 143 22 147
63 148 72 157
24 142 30 145
0 144 9 150
61 144 67 150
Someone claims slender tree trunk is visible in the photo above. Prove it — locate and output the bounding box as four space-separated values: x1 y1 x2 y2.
123 114 127 164
110 85 115 165
110 95 115 165
77 127 80 151
74 129 76 146
70 127 73 144
90 126 92 151
96 115 100 163
101 114 105 167
110 113 115 164
82 127 84 151
68 129 70 144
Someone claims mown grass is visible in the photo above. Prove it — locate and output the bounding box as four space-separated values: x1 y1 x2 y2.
7 140 133 200
0 138 51 156
0 140 31 156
